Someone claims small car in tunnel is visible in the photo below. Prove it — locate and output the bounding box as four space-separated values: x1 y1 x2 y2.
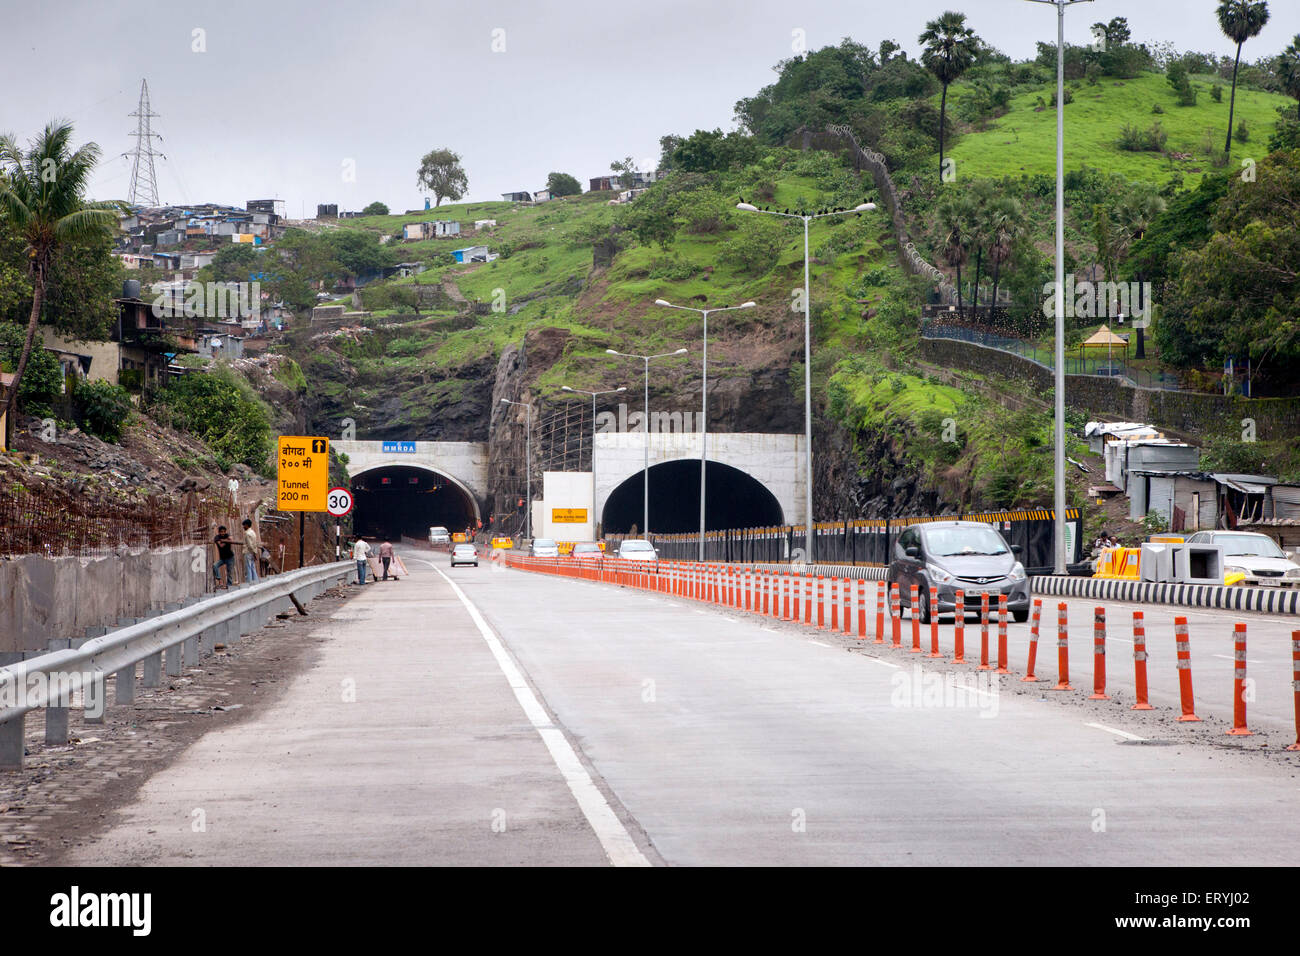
450 543 479 567
886 521 1029 624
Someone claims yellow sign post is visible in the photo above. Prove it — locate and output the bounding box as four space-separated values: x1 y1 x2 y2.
277 436 330 512
551 508 588 523
277 436 330 569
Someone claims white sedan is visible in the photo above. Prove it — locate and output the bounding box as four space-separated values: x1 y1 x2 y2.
1185 531 1300 586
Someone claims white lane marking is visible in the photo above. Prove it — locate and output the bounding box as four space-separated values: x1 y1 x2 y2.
720 617 739 624
861 656 901 669
760 628 779 634
808 640 832 648
430 564 650 868
1213 654 1262 663
1084 722 1147 742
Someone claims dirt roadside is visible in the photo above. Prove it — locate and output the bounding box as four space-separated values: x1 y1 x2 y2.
0 580 366 866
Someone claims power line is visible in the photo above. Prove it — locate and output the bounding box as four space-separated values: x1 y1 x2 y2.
123 79 164 207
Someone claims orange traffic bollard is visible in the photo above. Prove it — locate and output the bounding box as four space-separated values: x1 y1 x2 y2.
1131 611 1153 710
817 576 826 629
791 572 801 622
1174 616 1200 721
1021 599 1042 682
953 589 966 663
1053 603 1074 690
783 571 792 620
1227 622 1252 736
890 583 902 648
804 575 814 626
978 593 991 671
1090 607 1109 700
910 584 922 653
843 578 852 636
927 586 942 659
857 580 867 639
830 578 839 631
874 581 886 644
996 594 1010 674
1288 632 1300 751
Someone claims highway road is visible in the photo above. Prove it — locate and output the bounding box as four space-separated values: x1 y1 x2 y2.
69 548 1300 866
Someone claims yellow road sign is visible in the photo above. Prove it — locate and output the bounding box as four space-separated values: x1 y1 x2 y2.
277 436 330 512
551 508 588 523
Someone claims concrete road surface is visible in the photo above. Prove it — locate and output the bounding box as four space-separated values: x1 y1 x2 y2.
71 550 1300 865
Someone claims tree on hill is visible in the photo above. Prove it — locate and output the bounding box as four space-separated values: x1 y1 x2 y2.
545 172 581 197
936 194 974 318
1278 35 1300 120
361 201 389 216
610 156 637 190
919 11 981 183
667 129 759 173
417 148 468 206
1157 150 1299 389
1217 0 1271 156
206 243 263 284
0 122 120 439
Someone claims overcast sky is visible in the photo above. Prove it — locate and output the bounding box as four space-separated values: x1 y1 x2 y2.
5 0 1299 216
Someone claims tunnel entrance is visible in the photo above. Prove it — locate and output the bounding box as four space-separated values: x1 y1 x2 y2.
351 466 477 541
601 460 784 535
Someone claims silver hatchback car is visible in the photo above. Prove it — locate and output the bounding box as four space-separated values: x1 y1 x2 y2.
886 521 1030 623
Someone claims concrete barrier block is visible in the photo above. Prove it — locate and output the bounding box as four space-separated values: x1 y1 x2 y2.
142 652 162 688
0 715 25 770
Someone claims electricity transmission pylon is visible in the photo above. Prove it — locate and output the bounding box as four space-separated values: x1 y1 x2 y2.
123 79 164 207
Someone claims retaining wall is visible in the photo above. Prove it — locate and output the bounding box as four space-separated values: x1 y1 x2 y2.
919 337 1300 439
0 546 208 657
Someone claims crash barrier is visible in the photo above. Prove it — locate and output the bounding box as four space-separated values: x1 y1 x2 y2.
505 555 1300 745
609 508 1083 574
0 560 354 770
1094 548 1142 581
1032 574 1300 616
1099 543 1226 586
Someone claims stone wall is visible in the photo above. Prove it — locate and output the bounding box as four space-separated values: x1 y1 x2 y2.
0 546 207 657
919 337 1300 439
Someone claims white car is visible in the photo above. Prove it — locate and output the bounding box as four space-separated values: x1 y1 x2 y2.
429 526 451 546
529 538 560 558
450 543 478 567
1185 531 1300 586
617 539 658 563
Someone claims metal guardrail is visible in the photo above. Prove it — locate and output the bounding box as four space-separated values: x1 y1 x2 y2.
0 560 354 769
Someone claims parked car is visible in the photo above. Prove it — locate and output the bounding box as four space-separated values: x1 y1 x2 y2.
886 520 1030 624
529 538 560 558
1183 531 1300 586
617 539 658 563
450 543 478 567
569 542 603 560
429 526 451 546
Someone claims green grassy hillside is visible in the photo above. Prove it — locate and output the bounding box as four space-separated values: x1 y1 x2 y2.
945 71 1290 186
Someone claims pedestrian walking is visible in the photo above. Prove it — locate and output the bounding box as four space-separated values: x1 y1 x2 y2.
378 539 395 580
352 537 372 584
241 518 261 584
213 526 236 589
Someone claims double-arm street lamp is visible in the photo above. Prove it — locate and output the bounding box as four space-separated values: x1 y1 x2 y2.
1026 0 1093 575
500 398 532 540
735 200 876 564
653 299 756 560
605 347 689 537
561 384 626 536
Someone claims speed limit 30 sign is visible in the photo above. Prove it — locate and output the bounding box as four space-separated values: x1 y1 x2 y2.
327 487 354 517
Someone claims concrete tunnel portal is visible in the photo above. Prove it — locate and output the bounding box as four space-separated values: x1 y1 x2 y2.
350 465 478 541
601 459 784 536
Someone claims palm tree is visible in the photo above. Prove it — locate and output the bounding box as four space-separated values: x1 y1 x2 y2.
0 122 119 434
986 196 1023 324
1114 190 1166 359
1217 0 1271 155
936 195 974 319
919 11 981 183
965 180 995 316
1278 34 1300 120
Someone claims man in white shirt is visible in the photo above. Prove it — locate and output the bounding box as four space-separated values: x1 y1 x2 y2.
352 537 372 584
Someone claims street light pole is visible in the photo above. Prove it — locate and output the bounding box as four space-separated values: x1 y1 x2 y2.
1027 0 1092 575
561 384 626 537
606 347 688 537
654 299 755 561
500 398 533 540
736 201 876 565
